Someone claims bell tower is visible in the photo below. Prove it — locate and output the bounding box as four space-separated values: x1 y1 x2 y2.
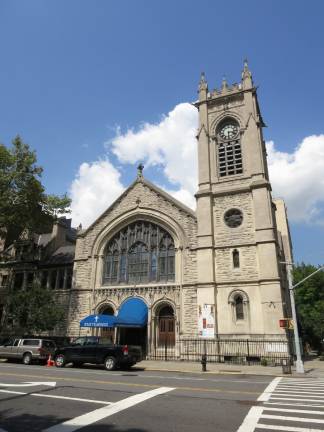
194 62 286 337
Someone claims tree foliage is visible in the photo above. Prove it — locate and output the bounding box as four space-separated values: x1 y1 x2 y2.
293 263 324 350
0 136 71 245
4 282 65 334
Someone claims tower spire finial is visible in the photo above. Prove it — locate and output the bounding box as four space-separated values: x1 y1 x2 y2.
221 75 228 92
242 58 253 89
198 71 208 101
137 163 144 179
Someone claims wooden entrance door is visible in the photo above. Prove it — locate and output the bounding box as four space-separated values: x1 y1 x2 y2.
159 317 175 347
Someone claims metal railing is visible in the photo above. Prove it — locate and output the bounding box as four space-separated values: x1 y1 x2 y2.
149 337 292 365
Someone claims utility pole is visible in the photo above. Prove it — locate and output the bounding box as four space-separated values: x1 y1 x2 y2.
285 262 304 374
282 263 324 374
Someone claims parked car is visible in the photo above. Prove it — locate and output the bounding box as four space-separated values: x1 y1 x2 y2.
53 336 142 371
0 338 56 365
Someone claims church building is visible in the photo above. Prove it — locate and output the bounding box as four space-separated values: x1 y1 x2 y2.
67 62 292 360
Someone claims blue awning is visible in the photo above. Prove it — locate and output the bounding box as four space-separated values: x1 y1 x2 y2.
80 314 117 328
115 298 148 328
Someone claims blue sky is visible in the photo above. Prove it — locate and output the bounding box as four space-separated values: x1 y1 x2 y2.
0 0 324 265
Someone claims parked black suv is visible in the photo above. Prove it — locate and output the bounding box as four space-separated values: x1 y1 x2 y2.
54 336 142 370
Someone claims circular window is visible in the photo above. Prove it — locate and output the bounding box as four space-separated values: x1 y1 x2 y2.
224 209 243 228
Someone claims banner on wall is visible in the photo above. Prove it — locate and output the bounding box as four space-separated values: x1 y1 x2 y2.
198 304 215 338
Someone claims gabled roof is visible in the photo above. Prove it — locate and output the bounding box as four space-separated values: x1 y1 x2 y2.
80 177 196 236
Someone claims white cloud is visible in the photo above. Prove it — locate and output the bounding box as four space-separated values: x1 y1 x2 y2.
109 103 198 197
70 160 124 228
69 100 324 228
267 135 324 223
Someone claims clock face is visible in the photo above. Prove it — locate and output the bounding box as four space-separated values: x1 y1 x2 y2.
219 123 238 140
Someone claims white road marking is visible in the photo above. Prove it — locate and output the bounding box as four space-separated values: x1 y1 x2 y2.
238 377 324 432
264 406 324 415
32 394 112 405
265 401 324 408
0 388 112 405
0 381 56 387
236 406 264 432
277 386 324 392
44 386 175 432
274 389 324 395
270 396 324 402
257 377 282 402
279 383 324 388
261 413 324 423
256 424 323 431
0 389 25 395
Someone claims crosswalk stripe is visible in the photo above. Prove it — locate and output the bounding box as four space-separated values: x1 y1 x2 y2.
265 401 324 408
274 389 324 395
271 396 324 402
263 407 324 415
277 386 324 391
256 423 322 431
273 392 324 399
261 413 324 423
237 377 324 432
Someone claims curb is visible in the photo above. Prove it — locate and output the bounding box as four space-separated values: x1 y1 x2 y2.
138 365 323 378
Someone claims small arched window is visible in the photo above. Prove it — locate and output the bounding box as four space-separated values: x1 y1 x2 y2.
235 295 244 320
233 249 240 268
103 221 175 285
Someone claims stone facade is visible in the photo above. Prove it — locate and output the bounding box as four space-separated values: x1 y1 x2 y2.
0 63 292 362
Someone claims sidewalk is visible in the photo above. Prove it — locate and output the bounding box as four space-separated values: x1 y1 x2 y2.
136 357 324 378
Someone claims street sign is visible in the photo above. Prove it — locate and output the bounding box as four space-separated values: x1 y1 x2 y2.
279 318 294 329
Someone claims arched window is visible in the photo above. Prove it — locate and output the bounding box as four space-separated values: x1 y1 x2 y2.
217 118 242 177
235 295 244 320
232 249 240 268
228 290 249 322
103 221 175 285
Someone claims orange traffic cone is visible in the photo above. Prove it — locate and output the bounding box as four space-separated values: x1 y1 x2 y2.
46 355 55 367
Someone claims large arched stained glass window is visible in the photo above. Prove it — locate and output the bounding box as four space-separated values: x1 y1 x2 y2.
103 221 175 285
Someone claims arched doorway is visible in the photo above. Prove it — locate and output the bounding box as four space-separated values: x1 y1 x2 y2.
157 304 175 348
99 305 115 342
116 297 148 356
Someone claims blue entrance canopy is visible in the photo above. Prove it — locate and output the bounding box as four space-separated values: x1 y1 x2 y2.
80 298 148 328
115 298 148 328
80 314 117 328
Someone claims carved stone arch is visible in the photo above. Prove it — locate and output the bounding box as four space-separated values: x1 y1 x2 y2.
228 289 249 322
95 300 117 315
210 111 243 138
228 289 249 305
92 208 187 257
152 298 177 319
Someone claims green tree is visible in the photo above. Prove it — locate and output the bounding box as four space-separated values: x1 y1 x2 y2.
0 136 71 245
43 193 71 219
4 282 65 334
293 263 324 350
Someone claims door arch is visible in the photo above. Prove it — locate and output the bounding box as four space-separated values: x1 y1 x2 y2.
98 305 115 342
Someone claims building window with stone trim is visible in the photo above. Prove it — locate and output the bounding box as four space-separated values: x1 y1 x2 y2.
232 249 240 269
216 118 243 177
103 220 175 285
228 290 249 322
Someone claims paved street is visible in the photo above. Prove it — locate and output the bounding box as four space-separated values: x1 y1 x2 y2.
1 362 324 432
0 361 271 432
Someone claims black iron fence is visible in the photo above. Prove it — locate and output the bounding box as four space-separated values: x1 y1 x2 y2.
149 337 293 365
